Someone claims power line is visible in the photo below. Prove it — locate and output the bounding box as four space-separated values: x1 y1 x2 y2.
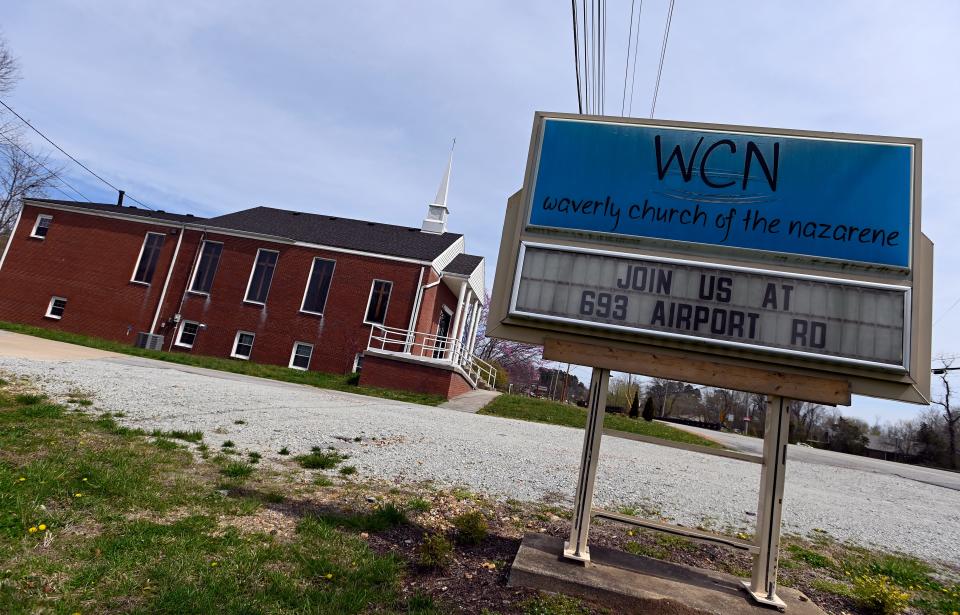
0 97 155 210
582 0 591 113
934 295 960 326
649 0 676 118
0 132 91 201
600 0 606 114
571 0 583 113
627 1 644 116
620 0 637 115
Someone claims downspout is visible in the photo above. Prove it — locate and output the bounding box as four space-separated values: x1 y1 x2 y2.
149 225 185 334
404 266 426 352
406 268 442 353
0 205 24 272
168 229 207 351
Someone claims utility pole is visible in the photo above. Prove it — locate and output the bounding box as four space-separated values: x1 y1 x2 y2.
560 362 571 403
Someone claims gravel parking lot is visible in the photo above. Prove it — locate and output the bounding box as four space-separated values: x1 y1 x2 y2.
2 353 958 565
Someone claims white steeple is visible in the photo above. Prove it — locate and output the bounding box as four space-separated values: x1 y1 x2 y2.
422 140 454 234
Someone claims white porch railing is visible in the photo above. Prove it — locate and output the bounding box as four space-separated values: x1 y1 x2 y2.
366 324 497 390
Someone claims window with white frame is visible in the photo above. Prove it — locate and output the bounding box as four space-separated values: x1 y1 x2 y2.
175 321 200 348
44 296 66 319
30 215 53 239
132 232 166 284
244 249 279 304
231 331 255 360
300 257 336 315
363 279 393 325
189 241 223 294
289 341 313 370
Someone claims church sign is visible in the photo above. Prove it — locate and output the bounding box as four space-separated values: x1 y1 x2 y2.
527 117 915 268
488 113 932 405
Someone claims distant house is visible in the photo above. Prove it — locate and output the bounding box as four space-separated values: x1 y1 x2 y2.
864 435 923 463
0 159 494 399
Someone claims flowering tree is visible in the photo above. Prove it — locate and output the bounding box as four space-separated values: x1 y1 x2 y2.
473 292 543 392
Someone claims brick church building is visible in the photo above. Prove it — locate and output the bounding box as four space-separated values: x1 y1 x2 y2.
0 159 493 399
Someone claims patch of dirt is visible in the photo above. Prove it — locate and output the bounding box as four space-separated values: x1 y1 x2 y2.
217 507 299 540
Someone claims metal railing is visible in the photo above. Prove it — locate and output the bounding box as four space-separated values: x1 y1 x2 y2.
366 324 497 389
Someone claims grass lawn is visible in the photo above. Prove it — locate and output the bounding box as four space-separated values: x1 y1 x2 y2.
0 321 444 406
0 378 956 615
479 394 723 449
0 382 417 614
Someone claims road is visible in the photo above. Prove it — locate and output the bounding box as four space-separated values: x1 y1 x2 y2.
665 422 960 492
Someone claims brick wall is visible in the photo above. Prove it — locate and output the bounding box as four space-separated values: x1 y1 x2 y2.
0 205 183 342
160 230 425 373
359 353 473 399
0 204 431 375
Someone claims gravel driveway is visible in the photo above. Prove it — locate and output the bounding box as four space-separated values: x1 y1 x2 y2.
1 354 958 565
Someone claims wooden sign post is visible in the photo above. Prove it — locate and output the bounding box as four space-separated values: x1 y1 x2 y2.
545 338 849 608
488 113 931 610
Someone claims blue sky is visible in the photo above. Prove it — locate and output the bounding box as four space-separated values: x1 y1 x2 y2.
3 1 959 425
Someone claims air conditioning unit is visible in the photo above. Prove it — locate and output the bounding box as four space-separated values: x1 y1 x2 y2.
134 332 165 351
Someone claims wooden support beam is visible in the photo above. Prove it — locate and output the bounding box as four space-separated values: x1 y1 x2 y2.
544 338 851 406
593 509 759 554
602 428 762 464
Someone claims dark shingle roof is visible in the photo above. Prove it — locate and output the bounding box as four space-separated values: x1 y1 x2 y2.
205 206 462 261
28 198 203 224
28 200 464 262
443 253 484 276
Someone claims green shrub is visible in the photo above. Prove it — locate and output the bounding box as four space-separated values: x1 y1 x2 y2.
221 461 254 479
339 465 357 476
452 511 488 545
521 593 590 614
346 372 361 385
314 475 334 487
278 447 290 456
417 533 453 570
296 450 345 470
865 554 933 588
14 393 45 405
221 440 235 448
407 498 431 513
151 429 203 443
787 544 832 568
16 402 64 419
851 574 910 615
247 452 261 463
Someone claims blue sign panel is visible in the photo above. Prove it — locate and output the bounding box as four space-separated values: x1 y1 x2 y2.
528 118 914 268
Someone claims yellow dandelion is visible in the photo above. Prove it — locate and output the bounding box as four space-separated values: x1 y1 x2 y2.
18 477 25 482
28 526 37 533
324 573 333 579
211 562 218 567
74 493 82 498
82 478 88 482
38 524 47 531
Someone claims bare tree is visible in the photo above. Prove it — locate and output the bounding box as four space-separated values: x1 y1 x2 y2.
933 357 959 469
788 401 825 443
0 37 18 95
0 36 61 237
1 138 59 232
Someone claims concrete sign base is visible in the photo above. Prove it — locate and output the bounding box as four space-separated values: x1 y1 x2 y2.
510 533 826 615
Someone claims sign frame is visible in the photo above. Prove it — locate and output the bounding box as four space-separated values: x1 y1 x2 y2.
487 112 933 405
509 240 913 373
